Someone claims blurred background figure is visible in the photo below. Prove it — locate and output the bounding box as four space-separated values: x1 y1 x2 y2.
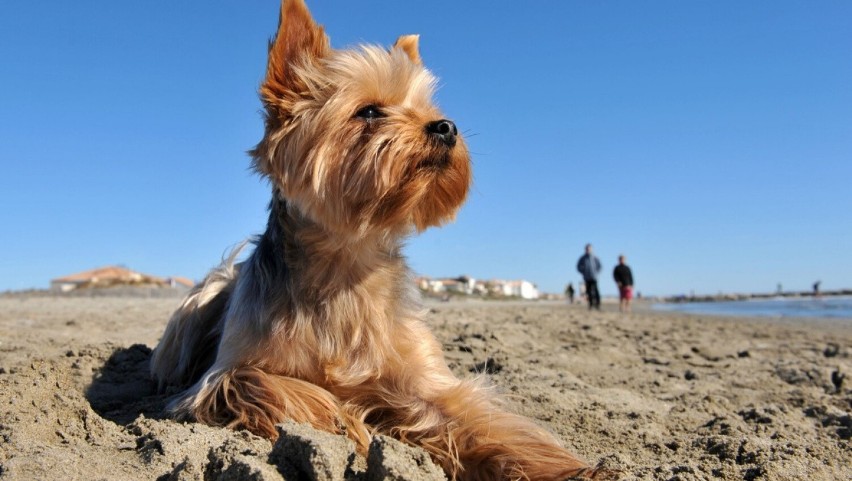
614 254 634 314
577 244 602 310
564 282 575 304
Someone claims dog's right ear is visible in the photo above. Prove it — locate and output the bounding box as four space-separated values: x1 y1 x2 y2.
260 0 330 109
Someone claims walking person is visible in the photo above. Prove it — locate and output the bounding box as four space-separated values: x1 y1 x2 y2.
613 255 634 313
564 283 575 304
576 244 602 310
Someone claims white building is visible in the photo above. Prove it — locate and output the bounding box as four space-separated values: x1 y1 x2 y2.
419 276 476 295
500 280 539 300
417 275 539 300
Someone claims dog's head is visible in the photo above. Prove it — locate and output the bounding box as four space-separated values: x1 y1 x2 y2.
251 0 471 237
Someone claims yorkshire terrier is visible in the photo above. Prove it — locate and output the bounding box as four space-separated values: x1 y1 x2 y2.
151 1 610 479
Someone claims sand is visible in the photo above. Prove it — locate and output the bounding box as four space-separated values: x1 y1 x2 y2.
0 294 849 480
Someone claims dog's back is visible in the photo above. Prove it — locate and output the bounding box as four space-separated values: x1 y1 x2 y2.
150 254 240 390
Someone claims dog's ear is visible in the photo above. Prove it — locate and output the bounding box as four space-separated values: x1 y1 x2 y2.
261 0 330 107
393 35 421 65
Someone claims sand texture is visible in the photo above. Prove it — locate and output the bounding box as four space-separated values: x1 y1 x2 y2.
0 295 850 480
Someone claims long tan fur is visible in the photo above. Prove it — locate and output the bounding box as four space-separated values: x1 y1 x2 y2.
151 1 613 479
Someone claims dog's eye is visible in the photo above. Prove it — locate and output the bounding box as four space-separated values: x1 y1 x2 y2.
355 105 385 120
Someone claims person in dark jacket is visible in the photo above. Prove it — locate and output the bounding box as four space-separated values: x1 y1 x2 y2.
613 255 634 313
576 244 602 310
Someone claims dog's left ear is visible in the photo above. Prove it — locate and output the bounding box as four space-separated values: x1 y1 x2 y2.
393 35 421 65
261 0 330 108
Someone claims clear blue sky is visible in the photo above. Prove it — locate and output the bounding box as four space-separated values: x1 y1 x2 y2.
2 1 850 297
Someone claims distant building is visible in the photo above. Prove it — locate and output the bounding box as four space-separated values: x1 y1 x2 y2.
496 279 539 300
416 275 539 300
50 265 177 292
419 275 476 295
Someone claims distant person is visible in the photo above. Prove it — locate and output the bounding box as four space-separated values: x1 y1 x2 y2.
813 280 821 298
564 283 575 304
576 244 602 310
613 255 634 313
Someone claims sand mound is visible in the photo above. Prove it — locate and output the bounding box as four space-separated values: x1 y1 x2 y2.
1 341 447 480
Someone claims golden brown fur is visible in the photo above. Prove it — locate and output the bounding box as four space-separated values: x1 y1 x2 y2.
151 1 613 479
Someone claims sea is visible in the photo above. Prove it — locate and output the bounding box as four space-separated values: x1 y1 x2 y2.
653 296 852 320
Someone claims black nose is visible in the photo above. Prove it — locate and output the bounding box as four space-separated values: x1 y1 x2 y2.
426 119 458 148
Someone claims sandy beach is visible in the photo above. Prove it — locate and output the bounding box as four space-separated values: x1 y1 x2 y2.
0 294 849 480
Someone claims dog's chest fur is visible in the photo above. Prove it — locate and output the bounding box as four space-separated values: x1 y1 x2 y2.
219 197 418 387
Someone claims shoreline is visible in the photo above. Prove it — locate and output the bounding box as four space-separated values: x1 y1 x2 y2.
1 296 850 480
649 297 852 325
659 289 852 304
431 297 852 328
